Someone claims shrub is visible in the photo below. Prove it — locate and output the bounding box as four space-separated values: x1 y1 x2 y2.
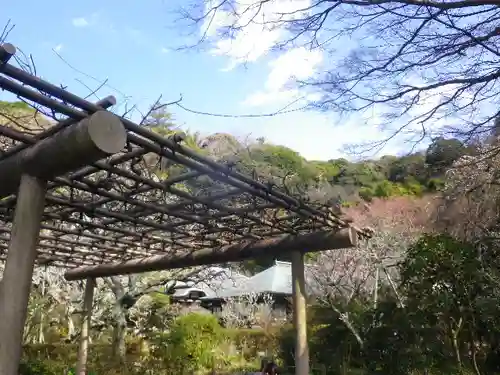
404 181 424 196
427 178 445 191
358 187 375 202
374 181 397 198
19 360 60 375
152 313 223 373
224 328 278 360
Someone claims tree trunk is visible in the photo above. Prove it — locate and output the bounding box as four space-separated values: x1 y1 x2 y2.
68 315 75 337
331 305 364 348
382 266 404 308
373 266 379 309
470 336 481 375
38 267 46 344
111 304 127 362
450 318 463 370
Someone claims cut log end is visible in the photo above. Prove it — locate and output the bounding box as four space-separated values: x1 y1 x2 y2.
99 95 117 108
87 111 127 154
0 43 16 63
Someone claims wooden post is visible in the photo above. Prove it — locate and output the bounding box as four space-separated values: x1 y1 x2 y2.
76 278 95 375
0 174 47 375
291 250 309 375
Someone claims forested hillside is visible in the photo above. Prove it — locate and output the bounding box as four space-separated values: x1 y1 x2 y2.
142 106 473 206
0 101 471 206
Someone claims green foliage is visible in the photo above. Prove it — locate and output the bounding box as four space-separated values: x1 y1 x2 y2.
155 313 223 373
400 234 482 301
388 153 428 184
22 329 273 375
358 186 375 202
273 233 500 375
251 144 316 186
0 99 462 207
427 177 445 191
19 360 60 375
426 137 467 172
373 180 397 197
0 100 33 112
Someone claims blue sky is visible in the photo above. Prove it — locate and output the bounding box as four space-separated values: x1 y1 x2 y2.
2 0 401 161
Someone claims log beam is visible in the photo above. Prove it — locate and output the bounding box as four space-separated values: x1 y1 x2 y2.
0 110 127 198
65 227 358 281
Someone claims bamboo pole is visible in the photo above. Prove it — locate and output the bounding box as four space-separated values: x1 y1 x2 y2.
65 227 358 281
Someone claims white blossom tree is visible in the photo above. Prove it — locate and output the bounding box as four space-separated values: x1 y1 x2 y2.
220 292 278 329
311 230 413 346
310 196 427 347
437 141 500 242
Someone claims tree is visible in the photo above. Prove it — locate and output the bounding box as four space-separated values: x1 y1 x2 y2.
398 234 500 374
426 137 467 173
311 230 413 347
220 292 278 330
179 0 500 150
309 195 431 347
25 266 84 344
436 140 500 242
387 153 427 184
142 106 177 135
100 268 225 361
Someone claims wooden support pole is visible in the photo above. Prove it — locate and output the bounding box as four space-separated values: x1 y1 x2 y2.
0 110 127 199
0 175 47 375
291 250 309 375
76 278 95 375
65 227 359 281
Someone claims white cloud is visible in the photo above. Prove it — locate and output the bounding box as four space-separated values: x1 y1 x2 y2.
243 47 323 107
243 90 299 107
72 17 89 28
53 44 64 53
267 48 322 91
221 110 408 161
204 0 312 70
202 1 325 108
202 0 453 157
160 47 170 54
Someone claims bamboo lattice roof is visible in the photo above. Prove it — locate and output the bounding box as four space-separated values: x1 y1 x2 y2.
0 43 367 269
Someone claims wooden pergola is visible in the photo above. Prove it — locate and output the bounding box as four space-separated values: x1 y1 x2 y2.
0 43 369 375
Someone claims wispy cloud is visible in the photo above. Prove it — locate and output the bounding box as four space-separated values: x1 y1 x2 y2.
72 13 101 28
53 44 64 53
204 0 311 70
160 47 170 54
242 47 322 108
72 17 89 28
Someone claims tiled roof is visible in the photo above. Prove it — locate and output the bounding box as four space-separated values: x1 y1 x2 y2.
203 261 318 299
171 266 249 298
